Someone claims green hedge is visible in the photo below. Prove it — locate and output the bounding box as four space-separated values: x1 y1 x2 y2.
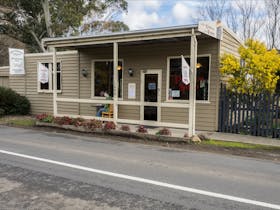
0 87 30 116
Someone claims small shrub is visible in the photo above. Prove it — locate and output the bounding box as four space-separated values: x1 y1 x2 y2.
137 125 148 133
120 125 130 132
72 117 85 127
54 116 73 125
156 127 171 136
104 121 116 130
36 113 53 123
0 87 30 115
85 119 103 130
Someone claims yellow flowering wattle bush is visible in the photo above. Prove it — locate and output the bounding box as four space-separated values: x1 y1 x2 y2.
220 39 280 94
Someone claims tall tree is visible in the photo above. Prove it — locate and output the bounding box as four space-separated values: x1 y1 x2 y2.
0 0 128 52
235 0 264 41
197 0 265 41
225 3 238 33
265 0 280 49
198 0 227 21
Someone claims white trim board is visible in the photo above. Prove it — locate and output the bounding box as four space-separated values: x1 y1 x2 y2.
25 51 78 57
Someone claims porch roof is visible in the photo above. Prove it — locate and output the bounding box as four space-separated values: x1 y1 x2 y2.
42 24 201 49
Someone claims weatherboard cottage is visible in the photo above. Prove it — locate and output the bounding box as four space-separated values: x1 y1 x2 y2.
0 22 242 132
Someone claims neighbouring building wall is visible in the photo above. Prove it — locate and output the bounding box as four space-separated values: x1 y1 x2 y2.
220 29 242 57
8 51 79 115
79 38 220 131
216 29 243 129
0 66 9 88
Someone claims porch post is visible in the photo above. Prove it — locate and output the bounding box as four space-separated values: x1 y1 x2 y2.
53 47 57 116
188 29 197 137
113 42 118 124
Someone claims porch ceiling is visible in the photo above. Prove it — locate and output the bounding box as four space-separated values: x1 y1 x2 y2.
74 36 193 49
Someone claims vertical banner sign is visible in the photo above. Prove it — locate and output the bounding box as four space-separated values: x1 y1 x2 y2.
38 63 49 84
181 55 190 85
9 48 25 75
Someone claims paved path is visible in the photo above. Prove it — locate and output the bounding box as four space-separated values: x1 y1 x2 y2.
0 126 280 209
121 124 280 147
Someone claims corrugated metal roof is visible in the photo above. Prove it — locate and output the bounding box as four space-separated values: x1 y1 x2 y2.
42 24 199 48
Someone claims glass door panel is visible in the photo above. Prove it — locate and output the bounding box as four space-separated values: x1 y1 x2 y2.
144 73 158 121
144 74 158 102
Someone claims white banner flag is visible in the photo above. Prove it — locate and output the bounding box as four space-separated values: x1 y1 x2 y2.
38 63 49 84
181 55 190 85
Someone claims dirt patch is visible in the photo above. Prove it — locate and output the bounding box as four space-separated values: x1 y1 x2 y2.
0 178 21 193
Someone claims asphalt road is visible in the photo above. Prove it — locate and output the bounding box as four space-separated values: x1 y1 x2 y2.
0 126 280 210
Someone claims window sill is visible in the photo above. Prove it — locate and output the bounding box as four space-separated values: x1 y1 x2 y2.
91 96 123 100
164 100 211 104
38 90 62 94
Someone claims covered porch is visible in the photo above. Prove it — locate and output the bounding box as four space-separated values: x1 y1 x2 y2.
43 26 209 136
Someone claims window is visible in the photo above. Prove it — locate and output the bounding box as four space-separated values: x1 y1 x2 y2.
168 56 210 101
38 62 61 92
93 60 123 98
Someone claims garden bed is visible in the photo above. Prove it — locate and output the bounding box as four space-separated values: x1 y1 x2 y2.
35 121 190 143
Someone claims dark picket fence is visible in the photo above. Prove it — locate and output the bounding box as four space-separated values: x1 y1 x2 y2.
218 84 280 138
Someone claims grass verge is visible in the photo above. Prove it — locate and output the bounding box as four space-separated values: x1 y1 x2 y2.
0 117 36 127
202 139 280 151
9 119 36 127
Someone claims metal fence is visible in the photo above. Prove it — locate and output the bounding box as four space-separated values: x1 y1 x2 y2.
218 84 280 138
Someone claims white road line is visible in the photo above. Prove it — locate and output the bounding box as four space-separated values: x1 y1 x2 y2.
0 149 279 210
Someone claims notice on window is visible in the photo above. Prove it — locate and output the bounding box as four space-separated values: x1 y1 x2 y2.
128 83 136 99
9 48 25 75
38 63 49 84
172 90 180 98
148 83 156 90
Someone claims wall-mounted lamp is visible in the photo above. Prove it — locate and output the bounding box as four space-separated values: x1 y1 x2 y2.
128 68 134 77
196 63 202 69
81 68 88 77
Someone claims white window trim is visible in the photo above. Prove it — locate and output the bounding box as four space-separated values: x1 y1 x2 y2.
166 54 211 103
91 59 124 99
37 61 62 93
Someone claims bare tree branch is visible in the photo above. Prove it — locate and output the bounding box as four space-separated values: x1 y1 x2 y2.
265 0 280 49
235 0 264 41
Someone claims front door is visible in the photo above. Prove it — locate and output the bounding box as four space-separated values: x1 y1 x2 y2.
141 70 161 122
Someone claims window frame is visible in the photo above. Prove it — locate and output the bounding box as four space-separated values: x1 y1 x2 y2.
37 61 62 93
91 59 124 99
166 54 211 103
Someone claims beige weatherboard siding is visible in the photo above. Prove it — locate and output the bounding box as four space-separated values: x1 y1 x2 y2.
0 66 9 88
3 23 242 131
7 51 79 114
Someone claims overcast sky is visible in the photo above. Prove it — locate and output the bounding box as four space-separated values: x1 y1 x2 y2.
119 0 201 30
